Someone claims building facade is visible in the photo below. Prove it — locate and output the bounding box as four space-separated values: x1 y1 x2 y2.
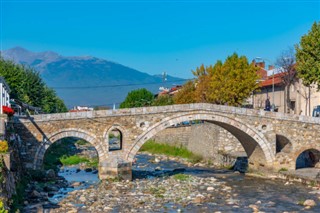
252 61 320 116
0 77 11 114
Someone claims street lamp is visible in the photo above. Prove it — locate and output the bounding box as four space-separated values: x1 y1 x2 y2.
255 57 276 111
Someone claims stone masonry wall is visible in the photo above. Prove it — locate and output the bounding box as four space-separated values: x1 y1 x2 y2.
152 122 245 165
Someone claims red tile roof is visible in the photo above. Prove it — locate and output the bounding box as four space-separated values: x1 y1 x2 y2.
259 73 285 87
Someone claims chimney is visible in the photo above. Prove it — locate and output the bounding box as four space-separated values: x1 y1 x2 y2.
268 65 274 70
255 61 265 69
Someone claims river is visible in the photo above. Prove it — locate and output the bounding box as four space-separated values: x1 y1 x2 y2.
36 153 320 212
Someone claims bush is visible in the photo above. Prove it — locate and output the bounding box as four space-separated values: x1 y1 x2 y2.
0 141 8 153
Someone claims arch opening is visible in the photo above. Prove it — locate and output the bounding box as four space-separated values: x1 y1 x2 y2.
43 137 99 172
108 128 123 151
127 113 274 172
276 134 292 153
296 149 320 169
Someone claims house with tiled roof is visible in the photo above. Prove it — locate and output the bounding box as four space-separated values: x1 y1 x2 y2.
252 61 320 116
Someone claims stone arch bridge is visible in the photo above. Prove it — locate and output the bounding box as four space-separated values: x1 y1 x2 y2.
12 103 320 180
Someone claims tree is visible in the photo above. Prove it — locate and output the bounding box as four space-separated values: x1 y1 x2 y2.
152 94 174 106
0 58 67 113
295 21 320 88
295 21 320 115
208 53 259 106
120 88 154 108
174 53 259 106
173 81 197 104
276 47 297 113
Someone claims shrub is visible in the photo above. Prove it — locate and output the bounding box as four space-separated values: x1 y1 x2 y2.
0 140 8 153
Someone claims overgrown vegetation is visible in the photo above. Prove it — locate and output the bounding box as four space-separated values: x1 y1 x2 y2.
0 141 8 153
10 176 28 212
140 140 203 163
0 200 8 213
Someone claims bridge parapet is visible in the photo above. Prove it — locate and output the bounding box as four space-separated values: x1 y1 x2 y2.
17 103 320 124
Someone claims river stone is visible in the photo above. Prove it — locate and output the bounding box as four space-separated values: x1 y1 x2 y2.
207 187 214 191
155 167 161 171
303 199 316 207
85 168 93 172
46 169 56 179
79 196 86 202
249 204 259 211
71 182 81 187
31 190 41 198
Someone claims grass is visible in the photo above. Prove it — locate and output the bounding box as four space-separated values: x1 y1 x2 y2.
173 174 191 181
140 140 203 163
60 155 89 166
75 139 89 146
278 167 288 172
43 138 77 170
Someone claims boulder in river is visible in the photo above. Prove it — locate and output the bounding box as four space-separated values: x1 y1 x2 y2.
303 199 316 207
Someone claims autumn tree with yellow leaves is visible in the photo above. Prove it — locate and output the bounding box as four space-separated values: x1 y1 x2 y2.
174 53 260 106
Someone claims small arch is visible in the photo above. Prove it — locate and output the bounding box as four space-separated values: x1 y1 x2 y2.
296 148 320 169
108 128 122 151
104 124 127 152
276 134 292 153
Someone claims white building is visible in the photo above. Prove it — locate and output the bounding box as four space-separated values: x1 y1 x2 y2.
0 77 11 114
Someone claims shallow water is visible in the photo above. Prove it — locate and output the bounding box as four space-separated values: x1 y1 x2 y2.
49 153 320 212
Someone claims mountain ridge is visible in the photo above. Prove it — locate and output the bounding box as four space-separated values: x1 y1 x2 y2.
2 47 185 108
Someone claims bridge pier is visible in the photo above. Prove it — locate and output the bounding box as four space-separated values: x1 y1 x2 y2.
99 159 132 180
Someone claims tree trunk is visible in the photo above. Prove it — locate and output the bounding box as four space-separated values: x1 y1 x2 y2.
286 85 291 113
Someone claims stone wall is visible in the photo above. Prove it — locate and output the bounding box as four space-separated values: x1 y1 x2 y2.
0 115 24 210
152 122 246 166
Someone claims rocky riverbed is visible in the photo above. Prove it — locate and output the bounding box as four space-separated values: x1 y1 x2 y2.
22 153 320 213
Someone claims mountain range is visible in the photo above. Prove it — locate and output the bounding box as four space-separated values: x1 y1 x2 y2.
2 47 185 108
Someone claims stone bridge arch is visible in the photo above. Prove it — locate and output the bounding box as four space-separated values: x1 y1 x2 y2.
33 128 106 170
126 112 275 167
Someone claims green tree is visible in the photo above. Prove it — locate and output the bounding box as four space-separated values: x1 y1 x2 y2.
295 21 320 115
295 21 320 88
0 58 67 113
120 88 154 108
152 94 174 106
208 53 259 106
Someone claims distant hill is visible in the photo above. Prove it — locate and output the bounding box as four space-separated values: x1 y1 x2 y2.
2 47 186 108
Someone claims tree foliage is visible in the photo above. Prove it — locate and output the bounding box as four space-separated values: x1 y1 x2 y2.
152 94 174 106
120 88 154 108
295 21 320 88
175 53 259 106
0 58 67 113
173 81 197 104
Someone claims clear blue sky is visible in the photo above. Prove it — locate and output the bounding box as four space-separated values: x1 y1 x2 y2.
1 0 320 78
